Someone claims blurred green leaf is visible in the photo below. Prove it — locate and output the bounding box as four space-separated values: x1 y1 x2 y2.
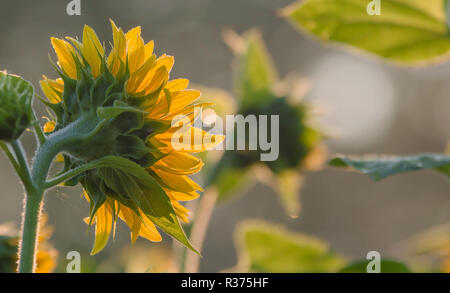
283 0 450 64
338 259 411 273
329 154 450 181
235 221 346 272
232 30 277 110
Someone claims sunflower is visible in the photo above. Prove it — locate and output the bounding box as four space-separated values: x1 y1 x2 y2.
40 21 223 254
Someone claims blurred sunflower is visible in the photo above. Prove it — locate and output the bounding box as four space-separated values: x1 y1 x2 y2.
203 29 325 217
40 21 223 254
0 215 57 273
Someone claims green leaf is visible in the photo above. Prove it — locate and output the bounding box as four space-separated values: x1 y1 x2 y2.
338 259 411 273
232 30 277 110
235 220 346 272
283 0 450 64
97 100 145 120
86 155 198 253
329 154 450 181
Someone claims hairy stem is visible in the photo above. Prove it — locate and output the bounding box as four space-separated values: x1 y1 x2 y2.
17 139 60 272
18 186 42 273
18 115 90 273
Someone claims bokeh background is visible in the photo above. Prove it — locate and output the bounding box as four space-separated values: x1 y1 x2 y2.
0 0 448 272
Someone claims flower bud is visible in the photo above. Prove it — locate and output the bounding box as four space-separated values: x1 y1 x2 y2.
0 71 34 142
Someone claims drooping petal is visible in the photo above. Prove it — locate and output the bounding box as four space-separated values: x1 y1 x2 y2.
91 202 113 255
138 212 162 242
152 168 203 194
171 200 190 223
153 151 204 175
118 204 142 243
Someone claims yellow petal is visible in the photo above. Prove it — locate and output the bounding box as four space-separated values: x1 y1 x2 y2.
127 34 145 74
127 54 156 93
43 121 56 133
91 203 113 255
164 188 200 201
40 79 62 104
171 200 190 223
153 152 203 175
108 20 127 75
155 54 174 73
51 38 77 79
161 126 224 153
138 212 162 242
144 40 155 59
166 78 189 92
82 25 104 78
110 19 126 61
168 90 201 113
56 153 64 163
152 168 203 194
146 89 172 119
141 66 169 95
118 204 142 244
125 26 142 52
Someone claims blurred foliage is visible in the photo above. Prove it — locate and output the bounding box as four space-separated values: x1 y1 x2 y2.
233 220 346 273
232 220 411 273
0 215 57 273
329 153 450 181
338 259 411 273
203 30 325 217
403 223 450 273
283 1 450 182
283 0 450 65
91 244 172 273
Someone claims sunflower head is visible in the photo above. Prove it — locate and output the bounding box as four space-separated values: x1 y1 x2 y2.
0 71 33 142
41 21 223 254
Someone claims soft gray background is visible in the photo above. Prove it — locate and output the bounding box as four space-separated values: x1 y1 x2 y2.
0 0 448 272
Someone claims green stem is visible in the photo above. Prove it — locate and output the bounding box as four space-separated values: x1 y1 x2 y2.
17 115 91 273
17 138 61 273
18 186 42 273
45 158 105 188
